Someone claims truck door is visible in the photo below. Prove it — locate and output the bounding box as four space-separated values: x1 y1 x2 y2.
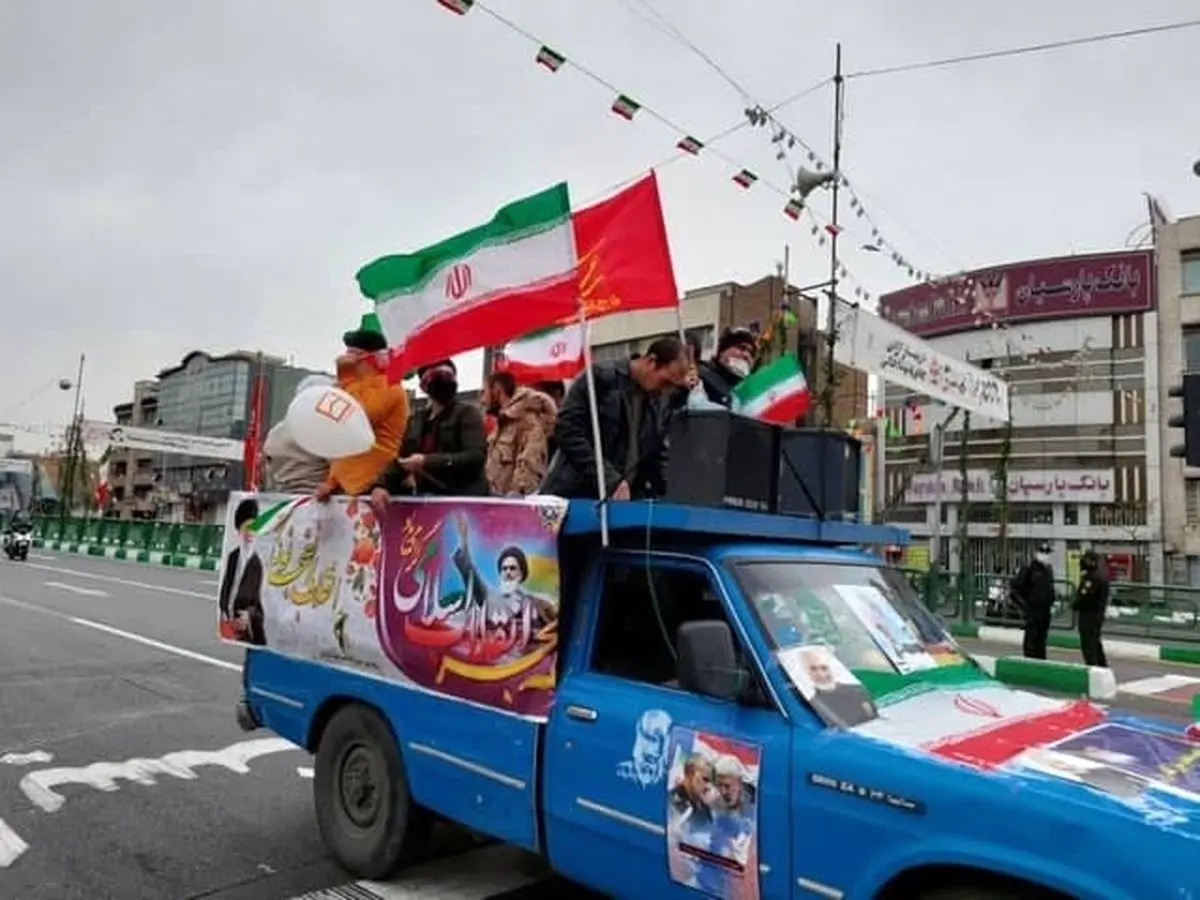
544 554 792 899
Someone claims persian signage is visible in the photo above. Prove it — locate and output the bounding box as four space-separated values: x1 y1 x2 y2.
904 469 1116 505
879 250 1154 337
82 421 244 461
835 302 1009 421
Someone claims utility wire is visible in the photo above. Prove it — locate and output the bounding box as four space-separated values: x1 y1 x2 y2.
847 18 1200 79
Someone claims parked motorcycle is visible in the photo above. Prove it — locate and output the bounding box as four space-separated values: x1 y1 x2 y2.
3 529 32 561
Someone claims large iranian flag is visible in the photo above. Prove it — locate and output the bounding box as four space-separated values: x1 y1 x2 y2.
357 183 580 377
497 173 679 384
732 354 812 424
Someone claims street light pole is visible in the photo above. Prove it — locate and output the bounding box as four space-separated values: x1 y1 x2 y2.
58 353 85 524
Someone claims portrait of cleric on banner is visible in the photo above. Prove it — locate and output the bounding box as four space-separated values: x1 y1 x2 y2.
376 498 568 717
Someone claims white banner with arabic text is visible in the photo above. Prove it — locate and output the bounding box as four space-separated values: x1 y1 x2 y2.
836 302 1010 422
82 421 243 461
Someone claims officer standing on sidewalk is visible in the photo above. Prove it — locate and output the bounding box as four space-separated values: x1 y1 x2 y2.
1012 542 1056 659
1073 550 1110 667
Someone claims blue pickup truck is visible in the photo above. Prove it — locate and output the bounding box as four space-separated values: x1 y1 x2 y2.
218 492 1200 899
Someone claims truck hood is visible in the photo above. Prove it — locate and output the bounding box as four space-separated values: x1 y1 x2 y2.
850 670 1200 835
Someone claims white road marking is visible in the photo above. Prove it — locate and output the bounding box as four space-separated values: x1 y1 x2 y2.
31 553 54 561
70 617 241 673
19 737 297 813
1119 674 1200 697
296 766 314 779
196 579 219 586
44 581 109 598
23 561 210 599
0 817 28 869
0 751 53 766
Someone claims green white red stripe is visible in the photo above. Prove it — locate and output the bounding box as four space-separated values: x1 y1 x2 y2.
732 354 811 424
357 183 579 376
536 45 565 72
499 323 584 383
677 136 703 155
611 94 640 120
733 169 757 189
437 0 473 13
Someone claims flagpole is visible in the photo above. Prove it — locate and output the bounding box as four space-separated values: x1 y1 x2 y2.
821 42 845 428
579 308 609 546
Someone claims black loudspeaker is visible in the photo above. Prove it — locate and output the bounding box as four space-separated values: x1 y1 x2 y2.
664 410 780 513
778 429 863 518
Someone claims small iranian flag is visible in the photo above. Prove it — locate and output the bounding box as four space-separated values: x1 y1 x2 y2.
498 322 585 383
732 354 811 424
676 135 703 155
358 183 579 377
611 94 640 120
536 45 565 72
437 0 473 13
733 169 757 189
783 198 803 220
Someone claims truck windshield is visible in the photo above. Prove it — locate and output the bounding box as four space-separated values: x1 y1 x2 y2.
732 560 962 677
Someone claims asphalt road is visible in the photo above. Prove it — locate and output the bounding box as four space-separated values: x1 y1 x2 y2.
1 551 1196 899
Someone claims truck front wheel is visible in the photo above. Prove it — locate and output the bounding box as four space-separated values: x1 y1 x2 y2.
313 704 429 880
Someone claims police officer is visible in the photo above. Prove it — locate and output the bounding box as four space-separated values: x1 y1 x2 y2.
1073 550 1110 668
1012 542 1056 659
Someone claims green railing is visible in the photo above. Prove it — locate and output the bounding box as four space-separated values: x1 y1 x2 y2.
901 567 1200 644
29 515 225 566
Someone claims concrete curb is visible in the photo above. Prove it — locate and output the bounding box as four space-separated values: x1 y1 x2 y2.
973 653 1117 700
951 622 1200 666
31 541 218 572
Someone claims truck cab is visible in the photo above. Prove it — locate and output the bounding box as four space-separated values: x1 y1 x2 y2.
229 494 1196 900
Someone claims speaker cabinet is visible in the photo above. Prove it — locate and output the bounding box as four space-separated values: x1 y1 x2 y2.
778 429 862 518
664 410 779 513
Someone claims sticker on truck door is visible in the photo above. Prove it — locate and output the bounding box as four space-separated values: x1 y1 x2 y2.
665 728 761 900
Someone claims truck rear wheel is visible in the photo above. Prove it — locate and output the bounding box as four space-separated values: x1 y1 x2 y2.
313 704 429 880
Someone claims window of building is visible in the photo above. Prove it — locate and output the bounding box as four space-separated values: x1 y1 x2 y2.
1187 481 1200 526
590 559 755 697
1183 252 1200 295
1185 327 1200 373
1064 505 1079 526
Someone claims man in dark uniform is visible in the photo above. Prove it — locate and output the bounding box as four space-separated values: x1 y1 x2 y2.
1012 542 1057 659
1073 550 1110 667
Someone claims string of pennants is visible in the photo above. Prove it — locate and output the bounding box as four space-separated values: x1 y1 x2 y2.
436 0 1094 401
434 0 927 303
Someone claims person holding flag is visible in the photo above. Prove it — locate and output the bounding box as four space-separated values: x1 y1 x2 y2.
696 327 758 408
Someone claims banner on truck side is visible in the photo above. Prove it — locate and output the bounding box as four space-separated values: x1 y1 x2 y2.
834 301 1010 422
215 492 568 719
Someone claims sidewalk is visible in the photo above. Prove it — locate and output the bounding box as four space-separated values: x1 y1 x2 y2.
32 539 218 571
951 621 1200 666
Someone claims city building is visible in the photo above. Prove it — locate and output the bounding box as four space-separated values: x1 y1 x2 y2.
584 274 869 427
110 350 326 521
1154 213 1200 581
878 249 1160 582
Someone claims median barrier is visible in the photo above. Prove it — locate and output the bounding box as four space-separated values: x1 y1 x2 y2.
971 653 1117 700
29 516 223 572
952 622 1200 666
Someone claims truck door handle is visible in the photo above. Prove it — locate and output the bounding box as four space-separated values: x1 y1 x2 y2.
565 705 598 722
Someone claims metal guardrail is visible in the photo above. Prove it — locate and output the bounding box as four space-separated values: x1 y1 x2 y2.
29 515 224 565
899 568 1200 644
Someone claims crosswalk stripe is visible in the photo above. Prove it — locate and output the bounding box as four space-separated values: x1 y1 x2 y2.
289 845 544 900
1118 674 1200 697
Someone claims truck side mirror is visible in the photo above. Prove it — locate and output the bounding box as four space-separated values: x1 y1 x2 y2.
676 620 745 702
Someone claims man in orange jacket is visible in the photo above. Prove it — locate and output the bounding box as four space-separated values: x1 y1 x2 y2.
314 314 409 500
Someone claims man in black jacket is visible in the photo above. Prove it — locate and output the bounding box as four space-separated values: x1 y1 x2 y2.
697 327 757 407
1012 542 1057 659
540 337 691 500
1073 550 1109 667
371 359 488 504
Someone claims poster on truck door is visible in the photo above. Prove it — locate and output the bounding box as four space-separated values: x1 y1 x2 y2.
215 492 568 718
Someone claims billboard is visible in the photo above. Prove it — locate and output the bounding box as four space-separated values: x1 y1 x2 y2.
879 250 1154 337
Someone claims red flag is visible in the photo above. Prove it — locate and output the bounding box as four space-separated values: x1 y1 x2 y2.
571 172 679 321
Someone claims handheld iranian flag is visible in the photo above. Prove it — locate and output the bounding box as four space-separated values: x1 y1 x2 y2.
732 354 811 424
356 183 579 378
497 322 585 384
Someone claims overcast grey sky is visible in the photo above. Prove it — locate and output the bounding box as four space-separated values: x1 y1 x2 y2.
2 0 1198 446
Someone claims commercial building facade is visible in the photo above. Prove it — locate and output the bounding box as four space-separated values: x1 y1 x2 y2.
110 350 326 521
878 249 1161 582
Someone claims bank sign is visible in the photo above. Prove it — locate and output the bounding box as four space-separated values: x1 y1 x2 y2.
879 250 1154 337
905 469 1116 505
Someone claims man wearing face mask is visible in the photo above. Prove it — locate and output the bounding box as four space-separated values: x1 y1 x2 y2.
1012 542 1058 659
540 336 692 500
371 359 488 504
696 327 758 408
